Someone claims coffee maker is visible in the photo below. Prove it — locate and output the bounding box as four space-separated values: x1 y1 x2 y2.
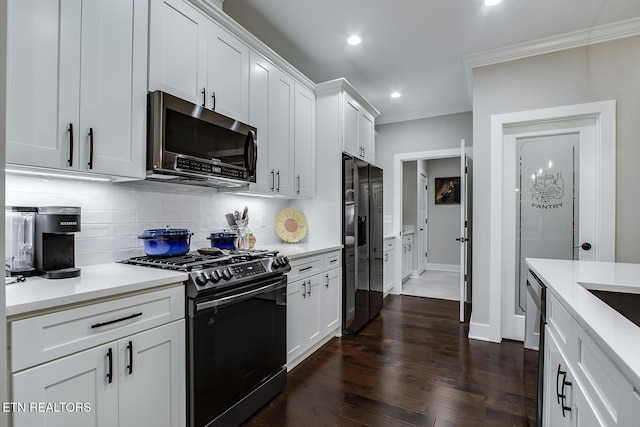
35 206 81 279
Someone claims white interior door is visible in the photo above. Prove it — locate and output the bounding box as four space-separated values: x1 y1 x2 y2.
501 116 613 340
459 140 468 322
417 171 427 275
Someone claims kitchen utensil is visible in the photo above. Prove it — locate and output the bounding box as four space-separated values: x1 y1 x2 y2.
208 231 238 250
197 247 225 256
242 206 248 220
138 227 191 256
225 213 236 227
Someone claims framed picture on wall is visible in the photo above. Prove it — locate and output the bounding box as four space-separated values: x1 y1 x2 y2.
435 177 460 204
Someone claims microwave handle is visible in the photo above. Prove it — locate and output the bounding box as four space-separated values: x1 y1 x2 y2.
244 130 257 177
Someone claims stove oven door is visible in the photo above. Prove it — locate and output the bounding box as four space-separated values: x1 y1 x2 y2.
187 276 287 427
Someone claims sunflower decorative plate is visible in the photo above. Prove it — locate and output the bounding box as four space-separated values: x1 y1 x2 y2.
275 208 308 243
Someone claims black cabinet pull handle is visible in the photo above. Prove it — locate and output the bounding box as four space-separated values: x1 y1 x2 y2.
88 128 94 169
307 280 311 296
270 170 275 191
126 340 133 375
276 170 280 192
91 312 142 329
325 274 329 288
556 364 563 403
299 266 313 272
201 88 206 107
106 347 113 383
297 174 301 194
211 91 216 110
302 282 306 299
68 123 74 167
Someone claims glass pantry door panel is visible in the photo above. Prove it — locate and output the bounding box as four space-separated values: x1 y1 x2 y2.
516 133 579 314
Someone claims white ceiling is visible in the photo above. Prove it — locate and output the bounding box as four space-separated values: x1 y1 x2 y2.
222 0 640 124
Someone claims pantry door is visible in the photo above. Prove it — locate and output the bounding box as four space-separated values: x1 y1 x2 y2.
494 102 616 341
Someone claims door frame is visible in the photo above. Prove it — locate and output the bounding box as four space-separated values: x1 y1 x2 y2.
392 146 471 299
489 101 616 342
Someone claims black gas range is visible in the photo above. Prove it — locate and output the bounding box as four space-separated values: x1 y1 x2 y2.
122 249 291 298
122 249 290 427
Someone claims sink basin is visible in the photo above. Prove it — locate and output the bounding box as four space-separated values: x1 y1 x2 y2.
583 287 640 328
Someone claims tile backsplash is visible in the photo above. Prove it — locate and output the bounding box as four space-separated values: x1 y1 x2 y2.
5 174 290 267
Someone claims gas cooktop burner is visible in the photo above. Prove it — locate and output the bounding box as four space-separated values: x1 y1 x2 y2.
121 249 290 297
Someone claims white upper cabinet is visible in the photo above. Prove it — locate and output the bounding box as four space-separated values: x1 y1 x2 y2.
248 50 315 197
148 0 207 105
207 24 249 122
294 82 316 197
316 79 379 164
6 0 148 179
149 0 249 122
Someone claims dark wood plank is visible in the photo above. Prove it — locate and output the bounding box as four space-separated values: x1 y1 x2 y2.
243 295 537 426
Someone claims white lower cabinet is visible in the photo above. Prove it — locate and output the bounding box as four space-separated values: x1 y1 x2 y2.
10 286 186 427
286 250 342 369
383 237 395 294
541 288 640 427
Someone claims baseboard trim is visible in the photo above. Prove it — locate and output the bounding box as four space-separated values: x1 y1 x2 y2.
427 263 460 272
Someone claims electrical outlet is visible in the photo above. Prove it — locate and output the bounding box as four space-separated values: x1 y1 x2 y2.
383 215 392 224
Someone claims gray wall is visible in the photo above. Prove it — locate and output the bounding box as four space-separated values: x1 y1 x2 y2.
426 158 461 266
375 111 473 237
471 35 640 339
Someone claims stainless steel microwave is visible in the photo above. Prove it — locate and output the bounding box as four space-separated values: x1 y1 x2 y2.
146 91 257 188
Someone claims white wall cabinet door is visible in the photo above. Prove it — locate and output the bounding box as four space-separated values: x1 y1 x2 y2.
6 0 81 170
248 50 274 193
207 24 249 122
12 343 118 427
118 320 185 427
79 0 147 178
343 93 361 158
294 83 316 197
269 72 295 196
322 268 341 335
7 0 147 178
148 0 207 105
360 110 375 164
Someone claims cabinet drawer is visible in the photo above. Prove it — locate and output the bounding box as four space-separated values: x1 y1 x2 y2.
287 255 323 282
384 238 395 252
546 291 574 353
402 234 413 244
10 285 184 372
324 250 341 270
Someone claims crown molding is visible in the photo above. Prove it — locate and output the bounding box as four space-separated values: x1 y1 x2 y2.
465 17 640 70
376 103 471 126
315 78 381 117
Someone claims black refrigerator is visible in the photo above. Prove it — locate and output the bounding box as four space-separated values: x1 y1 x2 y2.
342 154 384 335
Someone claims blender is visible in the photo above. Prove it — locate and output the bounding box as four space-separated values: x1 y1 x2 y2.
5 207 37 277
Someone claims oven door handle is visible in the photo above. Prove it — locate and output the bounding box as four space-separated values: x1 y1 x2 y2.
195 277 287 312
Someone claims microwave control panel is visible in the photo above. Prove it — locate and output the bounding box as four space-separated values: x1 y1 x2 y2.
175 157 245 179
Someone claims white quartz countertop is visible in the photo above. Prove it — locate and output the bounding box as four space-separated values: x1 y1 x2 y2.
256 242 342 259
6 264 188 318
526 258 640 388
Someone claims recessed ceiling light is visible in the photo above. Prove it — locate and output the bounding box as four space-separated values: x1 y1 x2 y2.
390 91 401 98
347 35 363 46
484 0 503 5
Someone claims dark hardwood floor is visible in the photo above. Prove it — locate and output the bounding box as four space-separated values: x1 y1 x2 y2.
243 295 538 427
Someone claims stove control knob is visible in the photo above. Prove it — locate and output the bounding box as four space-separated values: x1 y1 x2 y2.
222 268 233 280
195 273 208 286
271 259 281 269
281 256 289 266
210 270 221 283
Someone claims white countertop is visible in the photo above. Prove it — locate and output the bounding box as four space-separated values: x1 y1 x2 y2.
6 244 341 318
526 258 640 388
256 242 342 259
5 264 188 318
